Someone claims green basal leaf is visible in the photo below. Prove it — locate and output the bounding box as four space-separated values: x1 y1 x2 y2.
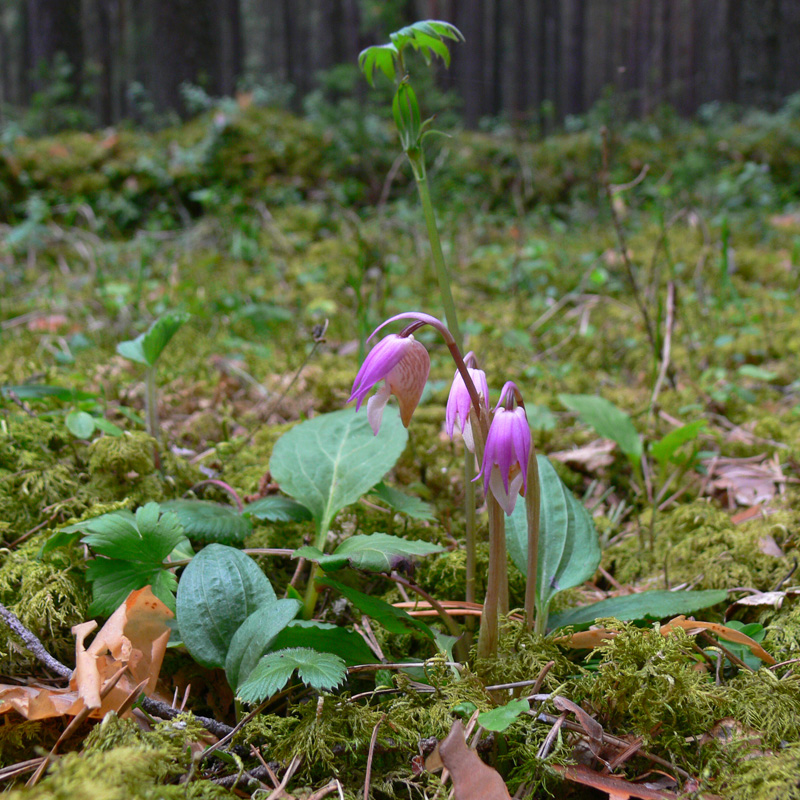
76 502 185 616
270 620 376 667
93 417 124 436
370 482 435 521
224 598 301 690
161 499 252 543
506 456 600 622
237 647 347 704
269 407 408 538
650 420 707 465
65 410 96 439
317 576 434 640
87 560 177 616
176 544 277 669
243 496 312 523
478 698 530 732
294 533 442 573
1 384 97 402
548 589 728 631
558 393 643 467
117 310 190 367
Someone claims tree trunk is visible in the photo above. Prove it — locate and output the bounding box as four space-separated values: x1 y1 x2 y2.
564 0 585 116
26 0 83 94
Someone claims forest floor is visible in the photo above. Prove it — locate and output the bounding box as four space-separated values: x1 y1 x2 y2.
1 96 800 799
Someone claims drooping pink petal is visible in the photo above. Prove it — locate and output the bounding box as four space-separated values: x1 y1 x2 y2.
476 398 532 512
349 335 412 410
385 339 430 426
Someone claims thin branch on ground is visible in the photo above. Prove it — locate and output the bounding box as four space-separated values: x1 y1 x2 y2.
363 714 387 800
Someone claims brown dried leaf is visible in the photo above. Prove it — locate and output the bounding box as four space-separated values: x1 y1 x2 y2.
551 439 616 472
0 586 173 721
705 455 789 507
555 628 617 649
660 616 775 665
732 590 799 610
552 695 603 745
756 534 784 557
552 764 680 799
437 720 511 800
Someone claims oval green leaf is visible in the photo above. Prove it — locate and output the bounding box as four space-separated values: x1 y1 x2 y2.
548 589 728 631
176 544 276 669
65 410 96 439
270 408 408 536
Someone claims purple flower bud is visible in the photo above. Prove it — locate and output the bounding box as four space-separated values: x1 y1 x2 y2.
349 334 430 434
445 354 489 453
475 382 531 514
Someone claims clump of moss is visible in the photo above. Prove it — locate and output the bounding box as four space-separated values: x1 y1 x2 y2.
473 622 574 689
0 534 90 670
724 744 800 800
87 432 156 478
0 415 78 530
6 712 232 799
606 499 800 591
0 719 56 768
577 623 722 759
762 602 800 662
724 669 800 749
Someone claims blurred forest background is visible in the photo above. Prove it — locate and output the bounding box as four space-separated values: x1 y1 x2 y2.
3 0 800 133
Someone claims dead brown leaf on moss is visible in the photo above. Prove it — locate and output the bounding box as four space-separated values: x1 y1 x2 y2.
704 454 791 507
659 615 775 665
552 763 686 799
427 720 511 800
0 586 173 721
551 439 616 472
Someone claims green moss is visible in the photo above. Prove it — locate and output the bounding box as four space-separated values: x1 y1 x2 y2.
6 713 234 799
0 534 90 670
725 744 800 800
723 669 800 749
605 499 800 592
577 624 722 757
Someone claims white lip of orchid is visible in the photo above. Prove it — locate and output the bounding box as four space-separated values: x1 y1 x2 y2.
489 465 525 515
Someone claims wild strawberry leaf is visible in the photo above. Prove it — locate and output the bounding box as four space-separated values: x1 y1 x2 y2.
66 502 186 616
237 647 347 704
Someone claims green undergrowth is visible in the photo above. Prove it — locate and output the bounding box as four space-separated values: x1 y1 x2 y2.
6 713 234 800
2 93 800 797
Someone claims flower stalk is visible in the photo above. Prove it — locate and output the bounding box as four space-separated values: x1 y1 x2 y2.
347 313 541 660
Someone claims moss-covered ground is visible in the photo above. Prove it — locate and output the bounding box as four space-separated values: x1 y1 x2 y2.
1 95 800 797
